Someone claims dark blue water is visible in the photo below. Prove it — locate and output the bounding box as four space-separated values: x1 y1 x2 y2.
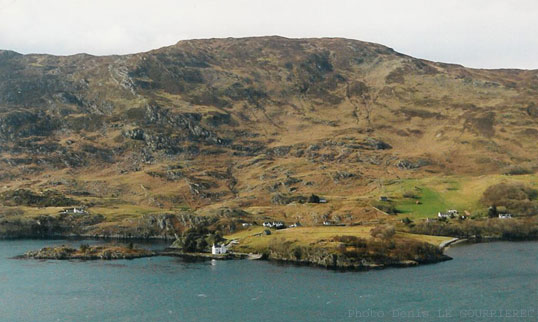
0 240 536 321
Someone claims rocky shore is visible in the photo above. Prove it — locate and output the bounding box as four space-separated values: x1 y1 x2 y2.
159 249 249 260
263 248 452 271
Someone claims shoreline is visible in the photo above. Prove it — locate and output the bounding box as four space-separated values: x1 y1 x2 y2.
158 249 249 260
438 238 461 250
9 236 538 270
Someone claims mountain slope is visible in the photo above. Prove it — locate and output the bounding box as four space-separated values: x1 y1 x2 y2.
0 37 537 236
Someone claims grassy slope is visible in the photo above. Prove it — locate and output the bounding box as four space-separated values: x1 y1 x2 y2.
225 226 454 254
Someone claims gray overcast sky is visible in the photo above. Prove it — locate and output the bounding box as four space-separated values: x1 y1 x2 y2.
0 0 536 69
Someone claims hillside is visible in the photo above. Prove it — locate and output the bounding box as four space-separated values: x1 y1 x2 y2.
0 36 537 238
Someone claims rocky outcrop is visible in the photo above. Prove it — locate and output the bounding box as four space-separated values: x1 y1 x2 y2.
396 159 430 170
0 189 76 207
364 138 392 150
270 193 308 205
0 211 105 239
143 105 226 145
0 110 58 140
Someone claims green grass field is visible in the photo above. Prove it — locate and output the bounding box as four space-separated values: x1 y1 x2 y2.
395 186 449 219
378 174 538 220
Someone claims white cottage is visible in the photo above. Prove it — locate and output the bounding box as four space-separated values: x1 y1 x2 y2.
73 207 85 214
211 244 227 255
438 210 458 219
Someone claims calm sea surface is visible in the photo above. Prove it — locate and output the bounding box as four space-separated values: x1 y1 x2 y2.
0 239 536 321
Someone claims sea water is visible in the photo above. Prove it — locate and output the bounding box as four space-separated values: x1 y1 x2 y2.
0 239 536 321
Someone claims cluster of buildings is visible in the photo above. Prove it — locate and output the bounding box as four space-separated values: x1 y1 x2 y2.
322 220 345 226
60 207 87 215
262 221 285 229
437 209 513 220
242 221 302 229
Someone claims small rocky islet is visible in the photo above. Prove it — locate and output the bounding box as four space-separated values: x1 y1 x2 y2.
18 244 156 260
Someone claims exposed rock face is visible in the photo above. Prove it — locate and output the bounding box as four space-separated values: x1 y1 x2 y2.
124 128 145 140
0 208 249 240
0 212 105 238
396 159 430 170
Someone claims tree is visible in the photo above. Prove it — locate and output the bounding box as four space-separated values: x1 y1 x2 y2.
487 205 498 218
172 227 225 252
308 194 320 203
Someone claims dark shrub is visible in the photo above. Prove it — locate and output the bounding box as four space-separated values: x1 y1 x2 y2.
403 191 419 199
481 182 538 216
370 225 396 239
373 202 399 215
504 166 533 176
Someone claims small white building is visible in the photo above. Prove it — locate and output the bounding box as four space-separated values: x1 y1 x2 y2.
498 213 513 219
211 244 227 255
438 210 458 219
437 212 451 219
